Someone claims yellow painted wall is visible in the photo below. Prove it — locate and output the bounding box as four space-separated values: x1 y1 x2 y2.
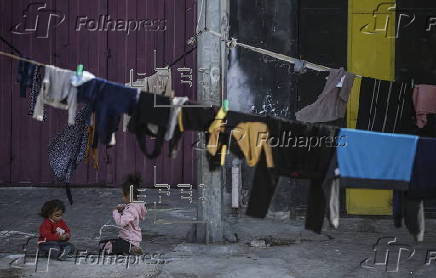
346 0 396 215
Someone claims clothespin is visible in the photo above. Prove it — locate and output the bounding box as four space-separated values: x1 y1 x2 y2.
76 64 84 77
212 106 227 125
336 75 346 88
294 60 307 74
226 38 238 49
223 99 229 112
411 79 415 89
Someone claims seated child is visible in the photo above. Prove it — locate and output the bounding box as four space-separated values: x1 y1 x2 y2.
38 199 75 260
99 173 147 255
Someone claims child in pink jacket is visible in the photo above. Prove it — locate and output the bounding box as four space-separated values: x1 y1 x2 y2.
99 173 147 255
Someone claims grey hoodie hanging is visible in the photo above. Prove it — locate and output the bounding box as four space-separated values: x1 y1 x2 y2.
295 67 355 123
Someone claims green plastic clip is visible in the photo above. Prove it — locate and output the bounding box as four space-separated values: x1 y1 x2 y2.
76 64 84 77
223 99 229 112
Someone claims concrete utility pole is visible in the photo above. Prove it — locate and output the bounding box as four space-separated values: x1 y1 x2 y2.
193 0 229 243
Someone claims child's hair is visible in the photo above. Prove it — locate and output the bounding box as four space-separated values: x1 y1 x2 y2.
39 199 66 218
122 173 143 201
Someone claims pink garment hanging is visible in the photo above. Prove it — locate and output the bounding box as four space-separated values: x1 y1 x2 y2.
412 84 436 128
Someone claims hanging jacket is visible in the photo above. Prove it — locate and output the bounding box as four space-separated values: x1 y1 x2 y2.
77 78 138 146
296 68 355 123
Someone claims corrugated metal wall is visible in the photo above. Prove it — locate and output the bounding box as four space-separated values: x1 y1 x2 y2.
0 0 197 186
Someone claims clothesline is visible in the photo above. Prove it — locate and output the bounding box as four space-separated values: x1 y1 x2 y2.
0 51 45 66
0 36 359 84
0 49 339 135
0 47 350 148
0 48 401 135
2 44 433 242
0 48 196 71
234 40 331 72
204 29 364 77
0 35 22 57
2 32 366 79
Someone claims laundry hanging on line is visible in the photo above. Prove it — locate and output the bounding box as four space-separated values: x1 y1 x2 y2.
123 67 175 133
412 84 436 129
17 60 39 98
393 136 436 242
203 108 436 240
33 65 95 126
356 77 415 134
296 67 355 123
5 50 436 241
336 128 418 190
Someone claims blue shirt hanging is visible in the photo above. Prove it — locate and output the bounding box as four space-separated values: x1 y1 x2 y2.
337 128 418 184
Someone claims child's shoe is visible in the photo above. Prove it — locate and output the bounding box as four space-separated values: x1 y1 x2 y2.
131 246 143 256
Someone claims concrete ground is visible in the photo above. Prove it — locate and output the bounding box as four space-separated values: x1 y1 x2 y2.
1 187 436 278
